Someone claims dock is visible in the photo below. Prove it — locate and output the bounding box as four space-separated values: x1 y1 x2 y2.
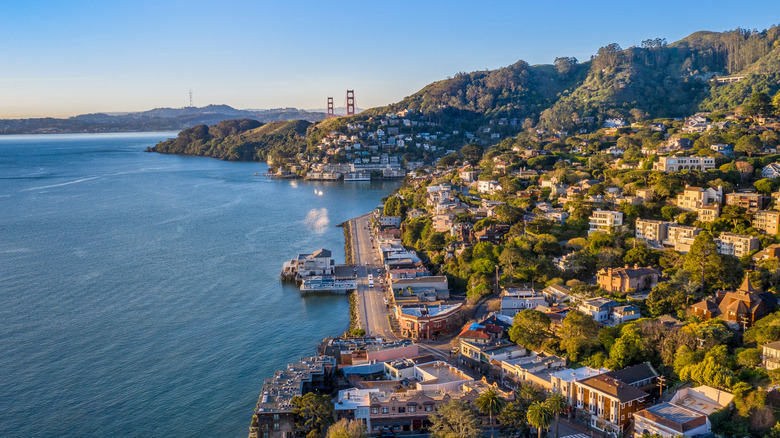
300 276 357 293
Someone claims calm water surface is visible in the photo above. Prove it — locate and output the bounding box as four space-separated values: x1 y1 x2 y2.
0 132 399 437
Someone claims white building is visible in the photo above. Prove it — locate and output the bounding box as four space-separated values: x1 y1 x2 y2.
653 156 716 172
500 287 547 316
588 210 623 235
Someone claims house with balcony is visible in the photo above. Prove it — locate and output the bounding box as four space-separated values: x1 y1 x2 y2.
589 210 624 235
664 224 702 253
676 185 722 211
753 210 780 235
653 156 715 172
635 219 670 247
715 232 759 258
763 341 780 370
500 287 547 316
579 298 619 323
725 192 767 212
574 374 649 435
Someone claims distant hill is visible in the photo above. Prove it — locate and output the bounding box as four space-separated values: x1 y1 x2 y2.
0 105 325 135
149 119 311 161
152 25 780 163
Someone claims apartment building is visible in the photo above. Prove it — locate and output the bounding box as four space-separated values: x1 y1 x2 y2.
676 186 722 211
753 210 780 235
664 224 702 253
697 206 720 222
725 192 767 212
574 374 649 435
589 210 624 235
635 219 669 246
653 156 716 172
715 232 759 258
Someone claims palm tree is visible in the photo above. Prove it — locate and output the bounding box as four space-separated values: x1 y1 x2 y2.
476 387 507 438
526 401 553 438
544 394 568 438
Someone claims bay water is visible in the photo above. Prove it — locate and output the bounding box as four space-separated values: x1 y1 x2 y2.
0 133 399 437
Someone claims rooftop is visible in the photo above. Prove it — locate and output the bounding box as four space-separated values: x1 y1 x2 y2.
579 374 648 403
551 366 609 383
400 303 461 318
634 403 706 432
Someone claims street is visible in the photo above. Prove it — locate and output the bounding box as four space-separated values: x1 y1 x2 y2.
349 214 397 340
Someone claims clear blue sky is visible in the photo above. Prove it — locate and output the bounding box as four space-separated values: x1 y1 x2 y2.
1 0 778 117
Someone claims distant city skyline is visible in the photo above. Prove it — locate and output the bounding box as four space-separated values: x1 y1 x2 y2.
1 0 779 118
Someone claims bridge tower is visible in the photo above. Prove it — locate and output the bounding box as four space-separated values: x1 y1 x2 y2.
346 90 355 116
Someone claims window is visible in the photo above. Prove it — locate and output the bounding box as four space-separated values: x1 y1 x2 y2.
273 414 279 421
398 407 405 413
382 407 389 414
409 406 416 413
621 415 625 421
425 405 433 412
274 424 280 430
371 408 379 414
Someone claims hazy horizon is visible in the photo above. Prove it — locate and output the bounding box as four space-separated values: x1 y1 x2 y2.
2 0 780 118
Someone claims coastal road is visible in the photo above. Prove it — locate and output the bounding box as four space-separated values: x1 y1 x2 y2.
349 214 397 340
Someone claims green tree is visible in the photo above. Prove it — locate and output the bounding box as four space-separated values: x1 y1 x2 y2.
527 402 553 438
509 309 551 349
734 134 762 157
476 387 506 438
429 400 482 438
736 348 762 368
326 418 366 438
682 230 721 295
544 394 568 438
606 324 643 369
498 400 530 438
462 143 484 166
753 177 777 195
558 310 599 361
743 91 774 117
292 393 335 438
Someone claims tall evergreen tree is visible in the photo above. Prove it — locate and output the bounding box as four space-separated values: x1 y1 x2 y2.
682 230 721 296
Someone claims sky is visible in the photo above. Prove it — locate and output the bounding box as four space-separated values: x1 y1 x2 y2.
1 1 779 118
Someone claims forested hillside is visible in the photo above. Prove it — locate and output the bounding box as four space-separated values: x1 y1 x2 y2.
150 119 311 161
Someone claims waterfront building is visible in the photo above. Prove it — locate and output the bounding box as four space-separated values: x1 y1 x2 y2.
249 356 337 438
281 249 335 280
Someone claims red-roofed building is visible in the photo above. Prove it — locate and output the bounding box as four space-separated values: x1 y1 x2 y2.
689 275 777 330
